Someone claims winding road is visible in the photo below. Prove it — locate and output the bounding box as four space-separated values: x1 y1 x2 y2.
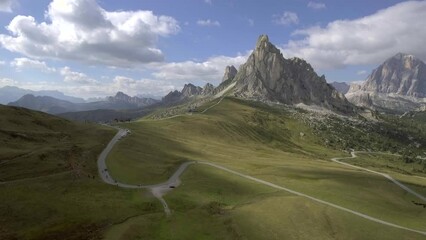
97 97 425 235
332 151 426 202
97 128 194 215
97 130 426 235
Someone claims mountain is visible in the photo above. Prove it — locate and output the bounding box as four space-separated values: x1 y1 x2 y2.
346 53 426 112
7 94 78 114
162 83 209 104
222 65 238 82
331 82 350 94
202 83 215 95
107 91 158 107
230 35 354 113
8 92 158 114
360 53 426 97
0 86 85 104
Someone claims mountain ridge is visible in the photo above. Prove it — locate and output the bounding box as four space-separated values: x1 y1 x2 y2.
8 92 158 114
346 53 426 112
230 35 355 114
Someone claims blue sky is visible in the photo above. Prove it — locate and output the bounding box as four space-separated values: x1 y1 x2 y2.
0 0 425 99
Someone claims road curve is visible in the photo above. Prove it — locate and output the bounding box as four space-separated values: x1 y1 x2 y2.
331 151 426 202
199 161 426 236
97 127 194 215
97 128 425 235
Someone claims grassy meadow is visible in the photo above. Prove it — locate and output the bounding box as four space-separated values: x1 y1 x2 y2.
0 105 162 240
105 98 426 239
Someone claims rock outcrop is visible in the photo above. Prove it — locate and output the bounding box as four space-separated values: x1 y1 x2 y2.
231 35 354 114
222 65 238 82
181 84 203 97
346 53 426 112
162 83 216 104
202 83 215 95
359 53 426 97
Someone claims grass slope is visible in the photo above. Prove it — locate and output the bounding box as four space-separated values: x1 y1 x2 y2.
0 105 162 239
106 98 426 239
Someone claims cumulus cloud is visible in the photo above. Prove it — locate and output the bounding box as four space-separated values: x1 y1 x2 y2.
151 52 250 84
11 58 56 72
197 19 220 27
111 76 175 97
283 1 426 69
307 2 326 10
273 11 299 26
0 0 180 67
60 66 98 84
0 0 14 12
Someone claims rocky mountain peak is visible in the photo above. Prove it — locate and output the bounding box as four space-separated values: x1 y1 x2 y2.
231 34 355 114
254 34 281 57
181 84 203 97
222 65 238 82
202 83 215 95
353 53 426 98
114 91 130 100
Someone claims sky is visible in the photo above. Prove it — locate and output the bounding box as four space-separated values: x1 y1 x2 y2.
0 0 425 99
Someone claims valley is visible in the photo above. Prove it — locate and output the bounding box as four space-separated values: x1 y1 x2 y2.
103 97 426 239
1 1 426 239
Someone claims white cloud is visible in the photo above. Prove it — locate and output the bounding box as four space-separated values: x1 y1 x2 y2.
151 52 250 84
60 66 98 84
204 0 212 5
0 0 14 12
283 1 426 69
111 76 175 97
11 57 56 72
248 19 254 27
197 19 220 27
0 77 17 87
0 0 180 68
357 70 367 75
273 11 299 26
307 2 326 10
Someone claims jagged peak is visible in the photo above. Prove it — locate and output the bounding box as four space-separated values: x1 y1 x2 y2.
225 65 237 72
387 52 422 63
254 34 280 55
203 83 214 88
256 34 269 47
115 91 129 97
222 65 238 82
183 83 197 88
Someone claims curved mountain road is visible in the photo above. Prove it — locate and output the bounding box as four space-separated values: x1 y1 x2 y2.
331 151 426 202
97 128 195 216
97 130 426 235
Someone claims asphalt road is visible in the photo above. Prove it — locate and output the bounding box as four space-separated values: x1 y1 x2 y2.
331 151 426 202
96 119 425 235
96 129 194 215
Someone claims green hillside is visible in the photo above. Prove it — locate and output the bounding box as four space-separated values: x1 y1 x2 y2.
0 105 161 240
105 98 426 239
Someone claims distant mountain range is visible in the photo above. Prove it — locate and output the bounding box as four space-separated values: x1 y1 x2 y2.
8 92 159 114
6 37 425 121
346 53 426 112
0 86 85 104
